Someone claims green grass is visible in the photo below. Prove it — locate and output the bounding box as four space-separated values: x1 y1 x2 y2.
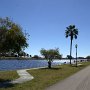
0 70 19 82
0 62 90 90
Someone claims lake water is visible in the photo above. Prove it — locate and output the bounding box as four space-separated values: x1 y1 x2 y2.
0 59 76 71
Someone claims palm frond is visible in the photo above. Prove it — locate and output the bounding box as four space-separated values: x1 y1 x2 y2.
65 25 78 39
74 35 77 39
65 30 69 38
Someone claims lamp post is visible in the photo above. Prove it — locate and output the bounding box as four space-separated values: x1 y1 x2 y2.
75 44 78 67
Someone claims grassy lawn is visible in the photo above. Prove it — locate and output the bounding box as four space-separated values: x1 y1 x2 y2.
0 62 90 90
0 70 19 82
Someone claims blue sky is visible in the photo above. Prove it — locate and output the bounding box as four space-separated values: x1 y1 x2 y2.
0 0 90 57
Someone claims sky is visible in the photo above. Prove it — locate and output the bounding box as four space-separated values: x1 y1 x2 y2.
0 0 90 57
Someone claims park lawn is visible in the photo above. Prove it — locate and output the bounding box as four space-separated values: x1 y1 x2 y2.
0 70 19 83
0 62 90 90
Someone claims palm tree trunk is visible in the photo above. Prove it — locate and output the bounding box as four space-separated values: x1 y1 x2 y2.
70 38 72 64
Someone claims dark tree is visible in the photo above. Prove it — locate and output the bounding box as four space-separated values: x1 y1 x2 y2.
0 17 28 56
65 25 78 64
40 48 62 68
32 55 39 59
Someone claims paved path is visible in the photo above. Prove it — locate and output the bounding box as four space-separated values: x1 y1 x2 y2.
9 67 46 84
10 67 46 84
10 69 34 84
46 66 90 90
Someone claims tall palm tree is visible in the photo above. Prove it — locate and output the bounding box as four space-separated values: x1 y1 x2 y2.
65 25 78 64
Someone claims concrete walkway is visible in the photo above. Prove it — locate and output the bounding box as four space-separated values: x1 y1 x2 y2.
10 67 46 84
10 69 34 84
46 66 90 90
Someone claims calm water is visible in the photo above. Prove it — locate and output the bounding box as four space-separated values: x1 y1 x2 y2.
0 59 73 71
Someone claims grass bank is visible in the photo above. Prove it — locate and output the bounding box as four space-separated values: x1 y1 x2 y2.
0 70 19 83
0 62 90 90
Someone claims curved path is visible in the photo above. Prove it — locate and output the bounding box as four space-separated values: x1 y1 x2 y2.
10 67 45 84
10 69 34 84
46 66 90 90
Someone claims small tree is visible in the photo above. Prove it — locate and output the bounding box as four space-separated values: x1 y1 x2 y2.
40 48 61 68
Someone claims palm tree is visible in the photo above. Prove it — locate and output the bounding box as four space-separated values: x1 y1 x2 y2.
65 25 78 64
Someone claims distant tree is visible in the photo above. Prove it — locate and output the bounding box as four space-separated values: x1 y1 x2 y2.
65 25 78 64
27 54 29 57
32 55 40 59
86 56 90 61
40 48 61 68
0 17 28 55
30 55 32 58
67 55 72 59
18 51 25 57
86 56 90 59
78 57 84 59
